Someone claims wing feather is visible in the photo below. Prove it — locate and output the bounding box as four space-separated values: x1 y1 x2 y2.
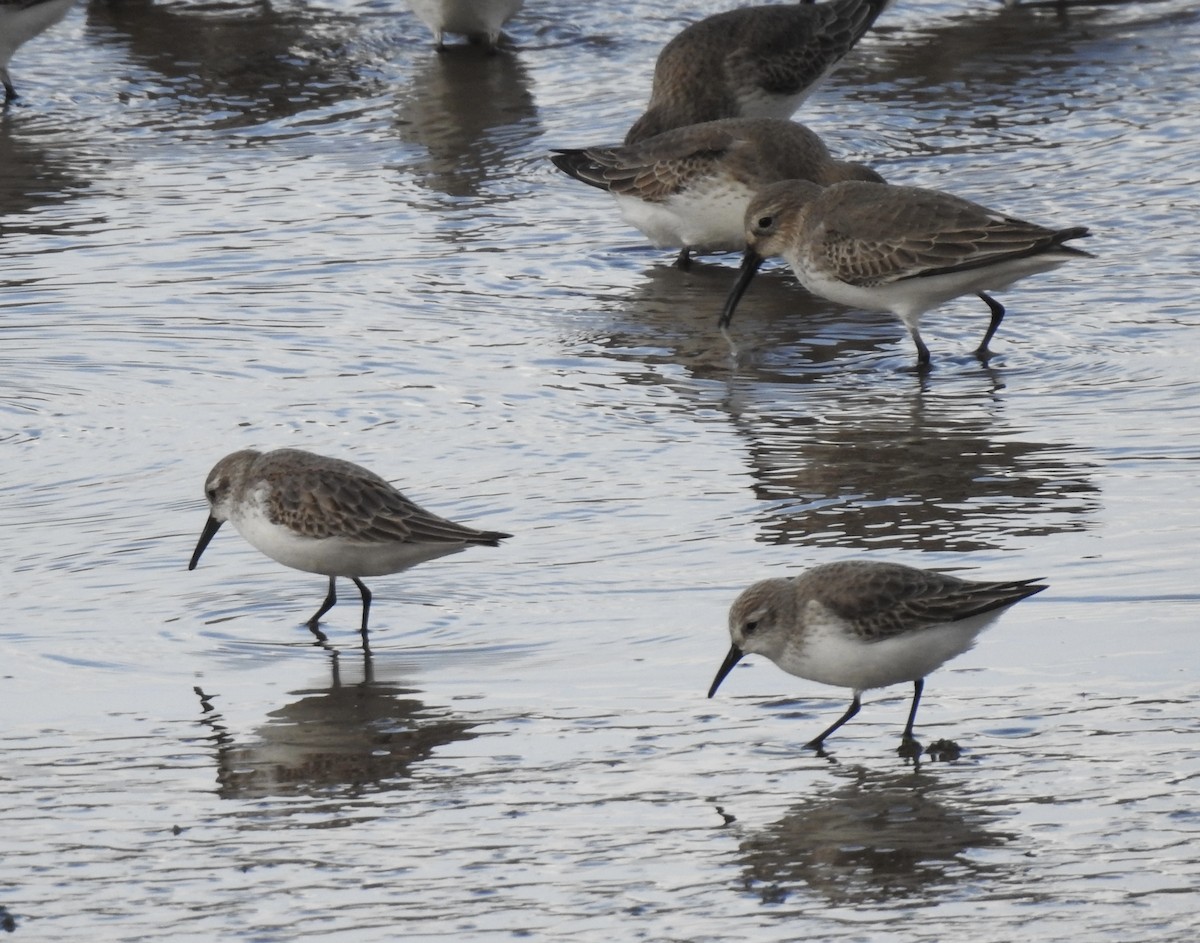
804 562 1045 641
814 185 1090 287
259 450 504 546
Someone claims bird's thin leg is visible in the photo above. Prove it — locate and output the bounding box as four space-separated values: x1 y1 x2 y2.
306 576 336 641
352 577 373 650
898 678 925 758
975 291 1006 357
2 69 15 105
674 247 692 271
910 327 932 369
805 694 861 750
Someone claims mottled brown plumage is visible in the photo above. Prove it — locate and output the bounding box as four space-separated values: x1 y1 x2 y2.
555 118 881 202
721 179 1092 365
189 448 510 646
551 119 882 267
708 560 1047 754
731 561 1045 643
626 0 893 144
254 449 499 547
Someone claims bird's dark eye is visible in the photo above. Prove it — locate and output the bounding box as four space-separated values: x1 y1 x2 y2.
744 619 760 635
756 215 773 229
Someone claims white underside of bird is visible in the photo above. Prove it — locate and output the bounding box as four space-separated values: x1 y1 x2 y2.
776 603 1006 693
407 0 522 43
614 179 757 252
231 488 467 578
792 247 1081 334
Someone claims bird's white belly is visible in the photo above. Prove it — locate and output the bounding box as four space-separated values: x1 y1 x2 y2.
793 248 1076 323
616 183 753 252
779 611 1001 693
408 0 522 35
232 508 464 577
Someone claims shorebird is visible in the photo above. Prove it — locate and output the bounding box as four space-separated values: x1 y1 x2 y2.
406 0 524 51
551 118 882 269
708 560 1047 756
625 0 893 144
188 448 511 648
719 178 1092 366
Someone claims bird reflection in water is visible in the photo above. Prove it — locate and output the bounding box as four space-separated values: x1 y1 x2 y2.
394 44 538 198
578 260 1101 554
194 650 480 801
726 766 1014 906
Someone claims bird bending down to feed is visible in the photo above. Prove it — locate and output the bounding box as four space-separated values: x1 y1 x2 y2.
188 448 511 648
551 118 882 270
707 560 1047 756
625 0 893 144
719 179 1092 367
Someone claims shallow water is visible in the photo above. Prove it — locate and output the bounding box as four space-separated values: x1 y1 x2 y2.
2 0 1199 939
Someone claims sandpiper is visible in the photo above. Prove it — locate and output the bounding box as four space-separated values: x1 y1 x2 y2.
188 448 511 648
625 0 892 144
719 179 1092 366
406 0 524 51
708 561 1047 756
0 0 75 103
551 118 882 269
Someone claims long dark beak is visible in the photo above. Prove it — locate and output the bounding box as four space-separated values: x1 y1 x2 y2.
707 643 745 698
718 249 763 329
188 515 224 570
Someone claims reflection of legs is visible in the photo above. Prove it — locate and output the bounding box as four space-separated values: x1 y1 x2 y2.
352 577 373 649
898 678 925 758
306 576 336 642
976 292 1006 357
805 694 861 750
674 247 692 271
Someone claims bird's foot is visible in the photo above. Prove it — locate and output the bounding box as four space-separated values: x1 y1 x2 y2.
306 619 329 644
897 736 923 761
804 736 825 752
803 739 838 763
924 739 963 762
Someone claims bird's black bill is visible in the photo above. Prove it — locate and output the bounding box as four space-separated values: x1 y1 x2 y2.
717 250 764 330
188 515 224 570
707 644 745 698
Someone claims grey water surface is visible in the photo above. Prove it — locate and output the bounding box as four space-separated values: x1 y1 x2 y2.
2 0 1198 939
